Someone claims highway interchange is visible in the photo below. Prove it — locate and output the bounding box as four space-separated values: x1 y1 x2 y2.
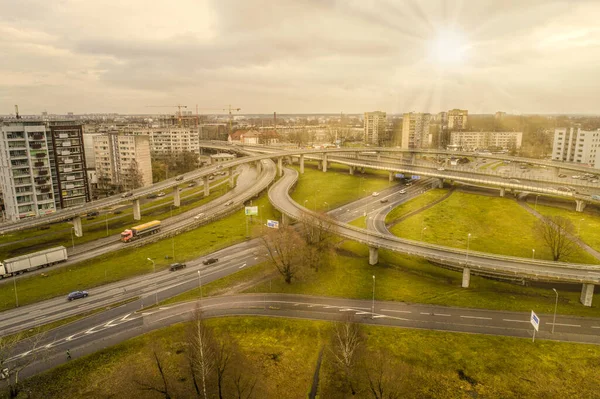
2 143 600 381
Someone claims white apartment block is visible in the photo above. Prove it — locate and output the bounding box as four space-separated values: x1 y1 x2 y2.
449 131 523 151
447 109 468 130
93 133 152 191
401 112 431 149
0 121 56 221
552 128 600 168
364 111 387 144
125 127 200 156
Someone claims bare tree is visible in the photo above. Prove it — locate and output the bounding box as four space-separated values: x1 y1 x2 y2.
261 225 305 283
329 318 363 395
188 307 217 398
534 215 577 261
0 331 47 398
125 159 145 190
230 341 257 399
135 349 172 399
298 212 337 271
365 350 402 399
214 338 232 399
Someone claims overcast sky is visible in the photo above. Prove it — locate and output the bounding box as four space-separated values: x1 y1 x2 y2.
1 0 599 115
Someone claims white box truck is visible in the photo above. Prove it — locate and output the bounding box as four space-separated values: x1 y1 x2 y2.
0 246 68 278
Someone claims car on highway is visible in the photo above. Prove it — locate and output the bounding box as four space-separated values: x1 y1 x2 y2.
509 179 521 183
216 165 223 169
169 262 186 271
194 213 205 220
209 176 215 180
591 179 599 183
558 174 567 178
399 189 407 194
405 182 413 187
146 193 158 199
67 290 88 301
202 258 218 265
188 182 197 187
175 176 184 181
371 192 380 197
380 199 389 203
437 167 445 171
121 192 133 198
87 211 99 217
572 175 581 179
157 192 166 197
225 200 234 206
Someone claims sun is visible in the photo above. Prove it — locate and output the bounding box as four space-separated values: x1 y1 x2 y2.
429 30 471 66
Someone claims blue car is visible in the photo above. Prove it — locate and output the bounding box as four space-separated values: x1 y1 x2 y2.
67 291 89 301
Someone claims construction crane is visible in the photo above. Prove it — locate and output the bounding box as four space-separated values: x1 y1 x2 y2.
146 105 188 126
194 105 241 134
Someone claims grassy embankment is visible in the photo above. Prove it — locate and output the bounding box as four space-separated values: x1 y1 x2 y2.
11 317 600 399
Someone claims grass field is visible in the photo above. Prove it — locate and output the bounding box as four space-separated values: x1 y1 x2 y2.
385 188 449 224
0 194 280 311
535 203 600 253
0 179 230 260
10 317 600 398
388 190 600 264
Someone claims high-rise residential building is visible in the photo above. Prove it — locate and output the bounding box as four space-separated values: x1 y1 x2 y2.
552 128 600 168
364 111 387 144
93 133 152 192
401 112 431 149
495 111 507 120
449 131 522 151
447 109 468 130
125 127 200 157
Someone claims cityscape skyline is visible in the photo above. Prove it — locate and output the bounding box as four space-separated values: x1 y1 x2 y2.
2 0 600 115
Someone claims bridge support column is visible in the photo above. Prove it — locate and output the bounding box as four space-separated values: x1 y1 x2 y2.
322 153 328 172
299 155 305 174
434 178 443 188
500 187 506 197
410 153 416 165
281 214 289 226
173 187 181 207
277 157 283 177
462 268 471 288
354 152 359 159
349 166 354 175
377 152 381 161
580 283 595 307
72 216 83 237
369 247 379 265
361 167 365 173
133 199 141 221
228 167 235 188
203 176 210 196
576 200 587 212
255 160 262 174
388 171 394 182
553 167 560 177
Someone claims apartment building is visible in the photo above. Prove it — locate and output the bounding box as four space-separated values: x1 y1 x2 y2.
364 111 387 145
144 127 200 156
552 128 600 168
401 112 431 149
449 131 522 151
447 109 468 130
93 133 152 192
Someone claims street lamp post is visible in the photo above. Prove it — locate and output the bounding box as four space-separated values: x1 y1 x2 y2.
70 228 75 250
197 270 203 301
371 275 375 319
13 275 18 308
324 202 330 212
105 212 109 236
147 258 157 305
172 236 175 260
534 195 540 211
578 218 585 236
421 227 427 241
532 249 535 260
552 288 558 334
466 233 471 265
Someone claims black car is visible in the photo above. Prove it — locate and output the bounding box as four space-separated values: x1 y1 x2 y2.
147 193 158 199
169 263 187 271
202 258 218 265
67 290 88 301
87 211 99 217
380 199 389 203
175 176 184 181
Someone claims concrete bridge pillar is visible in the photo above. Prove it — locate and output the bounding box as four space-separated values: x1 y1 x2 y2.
277 157 283 177
410 153 416 165
349 166 355 175
553 167 560 177
576 200 587 213
361 167 365 173
173 186 181 207
377 152 381 161
434 178 443 188
72 216 83 237
462 268 471 288
281 213 289 226
500 187 506 197
388 171 394 182
133 199 141 221
228 167 235 188
300 155 305 174
354 151 359 159
580 283 594 306
369 246 379 265
255 160 262 174
203 176 210 196
322 153 328 172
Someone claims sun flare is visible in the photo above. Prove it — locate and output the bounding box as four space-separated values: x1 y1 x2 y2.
429 30 471 66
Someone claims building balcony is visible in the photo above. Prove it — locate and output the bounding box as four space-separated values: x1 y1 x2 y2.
38 170 49 176
29 143 43 150
30 134 45 141
35 152 47 158
6 134 25 140
34 161 45 167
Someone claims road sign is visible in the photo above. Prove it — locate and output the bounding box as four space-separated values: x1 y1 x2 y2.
530 310 539 332
411 175 420 180
245 206 258 216
395 173 404 178
266 220 279 229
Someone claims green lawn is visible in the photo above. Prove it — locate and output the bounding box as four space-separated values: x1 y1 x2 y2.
388 190 599 264
0 179 231 260
11 317 600 398
289 161 394 212
0 194 280 311
535 203 600 253
385 188 449 224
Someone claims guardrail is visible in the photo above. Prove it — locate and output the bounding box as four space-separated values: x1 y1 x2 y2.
268 167 600 284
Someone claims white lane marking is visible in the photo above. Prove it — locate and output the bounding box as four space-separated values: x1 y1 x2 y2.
381 309 411 314
503 319 530 323
356 312 370 315
254 257 258 260
238 263 247 269
460 316 492 320
420 312 430 315
293 303 301 306
546 323 581 328
339 308 356 312
434 313 451 317
324 306 337 309
308 304 319 308
591 326 600 329
373 315 387 319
